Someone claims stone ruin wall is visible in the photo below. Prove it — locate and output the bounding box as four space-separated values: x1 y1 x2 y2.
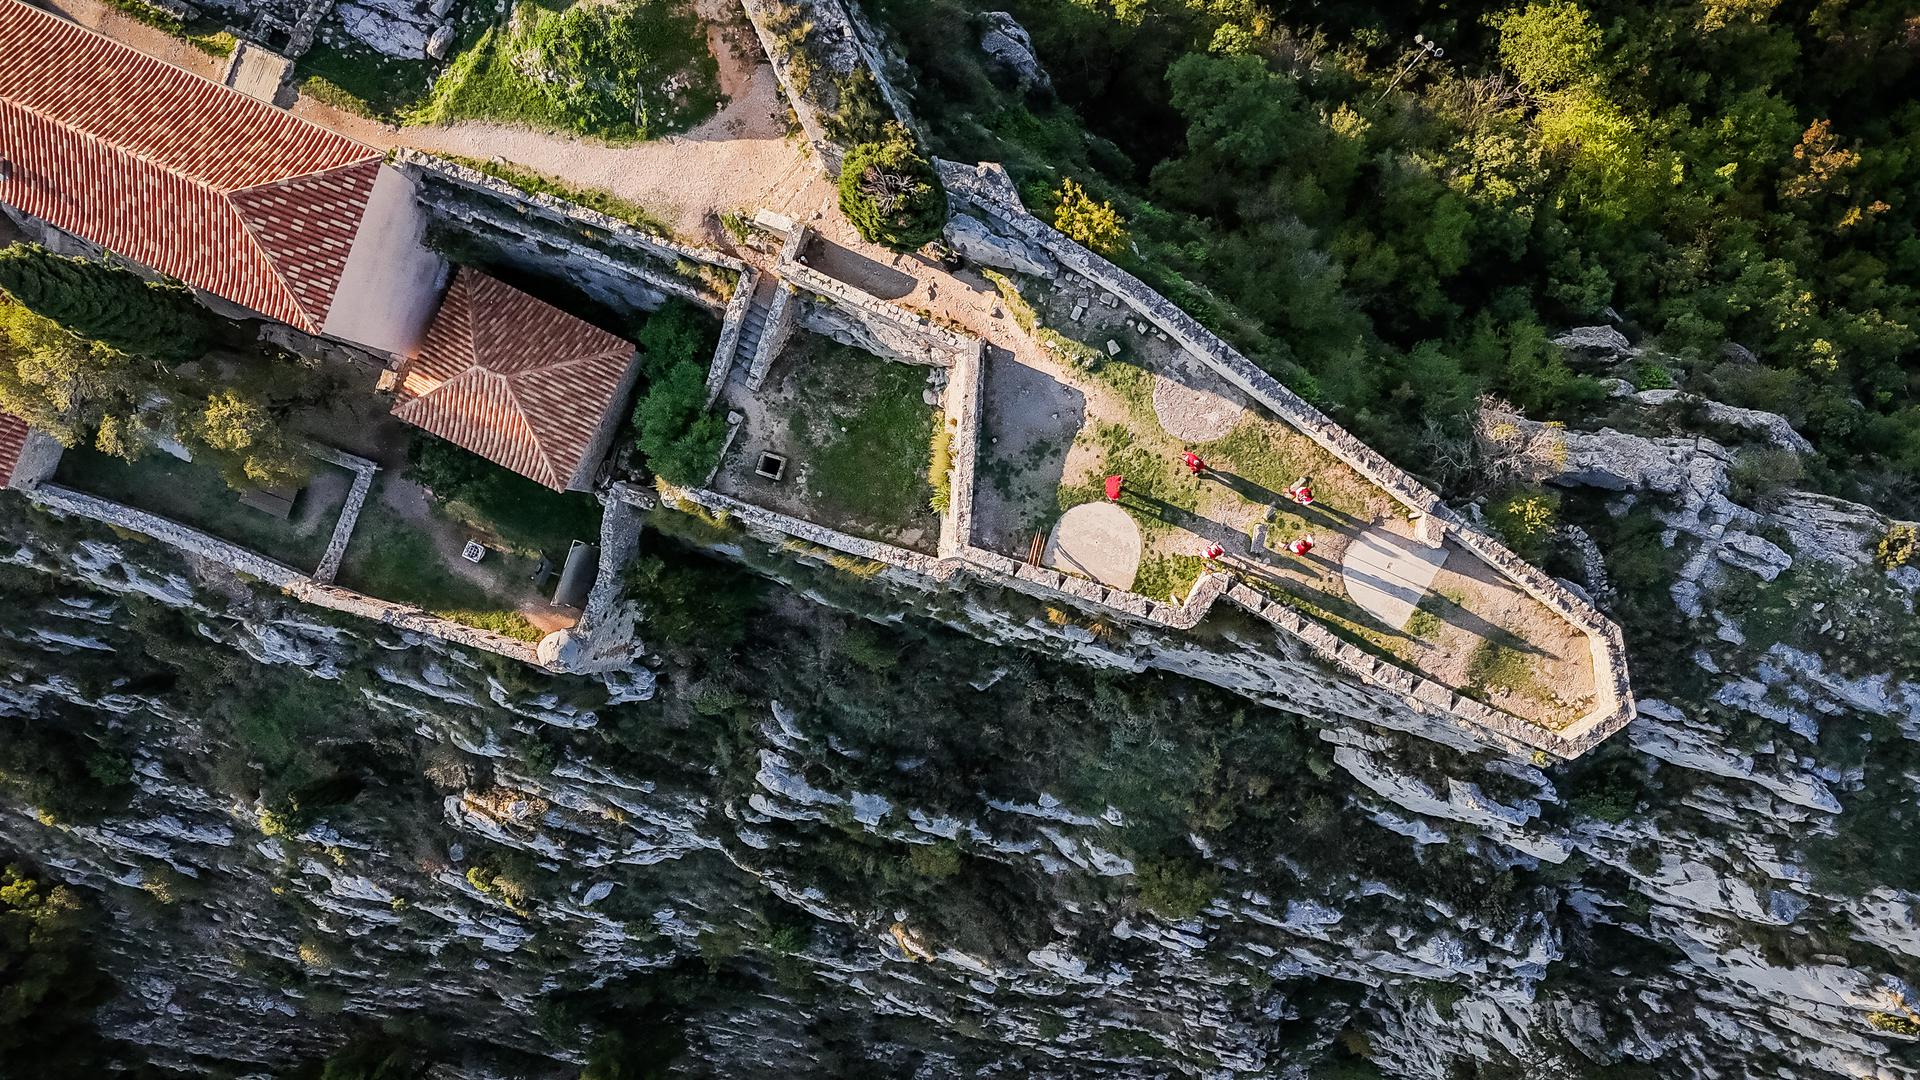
395 151 745 322
737 0 923 175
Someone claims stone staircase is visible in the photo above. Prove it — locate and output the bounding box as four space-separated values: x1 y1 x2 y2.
733 291 771 371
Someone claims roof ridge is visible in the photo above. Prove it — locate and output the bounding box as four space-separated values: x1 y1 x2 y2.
227 155 384 198
493 371 564 488
225 192 324 333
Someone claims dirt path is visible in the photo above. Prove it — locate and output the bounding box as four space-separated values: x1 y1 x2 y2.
288 26 829 238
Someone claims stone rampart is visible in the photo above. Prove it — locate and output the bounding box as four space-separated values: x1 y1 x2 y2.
744 283 801 392
737 0 921 175
400 151 739 315
934 157 1635 758
664 483 946 579
25 484 544 667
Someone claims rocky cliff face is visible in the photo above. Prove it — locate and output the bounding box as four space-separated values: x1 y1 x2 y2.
1 393 1918 1078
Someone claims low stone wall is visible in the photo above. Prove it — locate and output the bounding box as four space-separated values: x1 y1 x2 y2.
25 484 543 667
705 267 762 407
781 262 972 367
935 157 1636 758
309 444 379 584
938 339 987 559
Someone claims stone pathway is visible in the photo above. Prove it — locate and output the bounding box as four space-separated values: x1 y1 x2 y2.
1043 501 1141 590
1340 527 1449 630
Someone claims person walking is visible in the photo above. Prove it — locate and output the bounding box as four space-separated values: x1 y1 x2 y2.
1287 476 1314 505
1203 541 1226 562
1181 450 1207 476
1289 535 1316 557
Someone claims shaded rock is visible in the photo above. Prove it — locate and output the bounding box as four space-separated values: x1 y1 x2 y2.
946 213 1056 277
978 12 1051 93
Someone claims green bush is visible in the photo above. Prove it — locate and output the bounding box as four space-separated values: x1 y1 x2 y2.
416 0 719 141
1487 489 1561 562
1134 855 1219 920
837 127 947 251
621 554 759 651
631 302 727 485
0 244 211 363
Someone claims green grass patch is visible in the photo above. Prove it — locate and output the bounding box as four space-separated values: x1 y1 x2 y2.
798 350 938 529
295 39 437 120
55 446 345 571
1134 552 1207 602
431 154 673 235
415 0 720 142
1058 421 1200 537
927 424 954 513
1465 634 1549 702
405 433 603 558
337 513 542 642
1404 587 1465 640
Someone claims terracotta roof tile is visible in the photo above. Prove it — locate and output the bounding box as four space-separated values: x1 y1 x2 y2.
394 270 636 491
0 0 381 331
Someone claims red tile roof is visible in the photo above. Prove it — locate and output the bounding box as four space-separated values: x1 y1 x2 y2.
0 408 27 482
394 269 637 491
0 0 381 331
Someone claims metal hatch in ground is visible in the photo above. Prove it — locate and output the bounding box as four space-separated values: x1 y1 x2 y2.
552 540 598 610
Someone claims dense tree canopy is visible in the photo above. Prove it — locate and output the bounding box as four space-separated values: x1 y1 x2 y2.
0 244 212 364
871 0 1920 510
838 125 948 251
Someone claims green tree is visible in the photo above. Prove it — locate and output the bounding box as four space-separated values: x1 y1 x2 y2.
837 125 946 251
195 389 309 490
0 302 152 456
0 244 211 363
1488 0 1605 91
0 862 111 1061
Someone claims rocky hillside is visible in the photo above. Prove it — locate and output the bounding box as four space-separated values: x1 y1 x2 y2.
2 383 1918 1078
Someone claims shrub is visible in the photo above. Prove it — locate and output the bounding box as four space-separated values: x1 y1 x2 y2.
1876 523 1917 570
1868 1012 1920 1037
927 424 953 512
907 842 962 880
631 301 727 484
1053 178 1128 255
838 126 946 251
1487 488 1561 562
621 554 759 651
1134 855 1219 920
0 244 211 363
1727 446 1806 510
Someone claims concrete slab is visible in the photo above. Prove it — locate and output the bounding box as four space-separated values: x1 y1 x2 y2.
223 41 291 104
1342 526 1448 630
1043 501 1142 591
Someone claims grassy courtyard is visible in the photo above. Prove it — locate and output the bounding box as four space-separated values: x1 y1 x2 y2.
714 338 943 553
55 446 349 572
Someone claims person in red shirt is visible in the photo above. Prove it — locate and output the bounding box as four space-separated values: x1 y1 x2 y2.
1287 475 1314 505
1203 542 1225 561
1289 535 1315 557
1181 451 1206 476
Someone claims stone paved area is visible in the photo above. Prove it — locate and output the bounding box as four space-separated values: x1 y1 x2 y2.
1043 502 1141 590
1341 527 1448 630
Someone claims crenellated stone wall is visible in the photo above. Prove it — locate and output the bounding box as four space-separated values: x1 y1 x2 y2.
705 266 762 406
932 157 1636 758
780 261 973 367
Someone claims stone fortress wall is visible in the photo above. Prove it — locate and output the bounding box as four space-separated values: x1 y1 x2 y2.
681 210 1626 760
929 159 1634 757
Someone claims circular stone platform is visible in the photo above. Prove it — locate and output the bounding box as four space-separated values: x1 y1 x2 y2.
1042 502 1143 590
1152 370 1246 442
